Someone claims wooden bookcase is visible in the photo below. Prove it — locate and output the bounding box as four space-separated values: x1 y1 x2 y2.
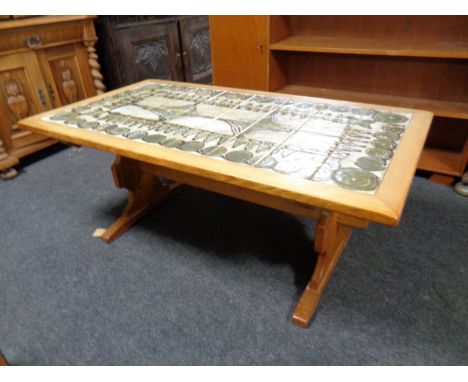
210 16 468 183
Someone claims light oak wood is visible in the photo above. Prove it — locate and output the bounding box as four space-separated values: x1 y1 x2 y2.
18 79 433 227
0 17 95 56
100 156 182 243
138 160 368 229
36 44 97 106
292 211 352 327
0 51 53 174
82 20 105 95
8 138 57 160
0 15 104 178
18 79 432 328
0 15 95 31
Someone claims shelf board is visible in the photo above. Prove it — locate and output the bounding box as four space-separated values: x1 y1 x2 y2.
418 148 465 176
277 84 468 120
270 35 468 59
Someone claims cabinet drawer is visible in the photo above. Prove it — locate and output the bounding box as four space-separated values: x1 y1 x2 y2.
0 17 94 53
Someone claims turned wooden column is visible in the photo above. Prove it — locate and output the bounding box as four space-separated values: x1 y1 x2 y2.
83 21 106 95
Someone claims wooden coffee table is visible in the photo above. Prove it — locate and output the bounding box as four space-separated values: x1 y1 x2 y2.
18 80 433 328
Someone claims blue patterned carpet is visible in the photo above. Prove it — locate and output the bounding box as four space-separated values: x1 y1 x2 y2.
0 144 467 365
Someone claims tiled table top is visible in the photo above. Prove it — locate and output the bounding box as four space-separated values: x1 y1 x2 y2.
44 82 412 194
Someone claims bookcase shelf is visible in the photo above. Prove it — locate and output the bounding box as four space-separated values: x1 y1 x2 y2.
270 35 468 59
418 148 467 176
210 16 468 182
277 84 468 120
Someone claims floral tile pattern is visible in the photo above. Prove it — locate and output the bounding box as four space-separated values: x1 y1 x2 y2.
44 82 413 194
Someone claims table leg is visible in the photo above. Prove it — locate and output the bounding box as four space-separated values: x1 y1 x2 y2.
0 350 7 366
100 156 181 243
292 211 352 328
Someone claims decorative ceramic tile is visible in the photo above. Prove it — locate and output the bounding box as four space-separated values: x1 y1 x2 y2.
43 82 412 193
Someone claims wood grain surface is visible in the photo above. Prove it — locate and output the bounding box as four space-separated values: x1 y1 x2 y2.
18 79 433 226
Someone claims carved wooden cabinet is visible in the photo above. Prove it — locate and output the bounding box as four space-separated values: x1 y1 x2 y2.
178 16 212 84
0 16 105 179
96 16 212 90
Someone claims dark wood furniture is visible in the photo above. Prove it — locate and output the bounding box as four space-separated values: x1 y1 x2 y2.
0 16 105 179
96 16 212 90
210 16 468 184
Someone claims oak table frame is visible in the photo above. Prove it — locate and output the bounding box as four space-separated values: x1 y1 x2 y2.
19 80 433 328
0 350 7 366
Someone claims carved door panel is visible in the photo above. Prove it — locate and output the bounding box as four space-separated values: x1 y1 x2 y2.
116 19 184 85
0 52 51 150
178 16 212 84
36 44 96 108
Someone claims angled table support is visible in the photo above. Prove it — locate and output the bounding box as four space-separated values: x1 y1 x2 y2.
292 211 352 328
100 156 362 328
0 350 8 366
100 156 182 243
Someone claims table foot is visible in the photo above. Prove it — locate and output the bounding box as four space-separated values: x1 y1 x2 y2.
100 156 182 243
0 350 7 366
0 167 18 180
292 211 352 328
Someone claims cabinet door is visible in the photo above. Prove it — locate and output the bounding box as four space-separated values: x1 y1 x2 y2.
178 16 212 84
36 44 96 108
209 16 268 90
0 52 51 150
116 19 184 85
